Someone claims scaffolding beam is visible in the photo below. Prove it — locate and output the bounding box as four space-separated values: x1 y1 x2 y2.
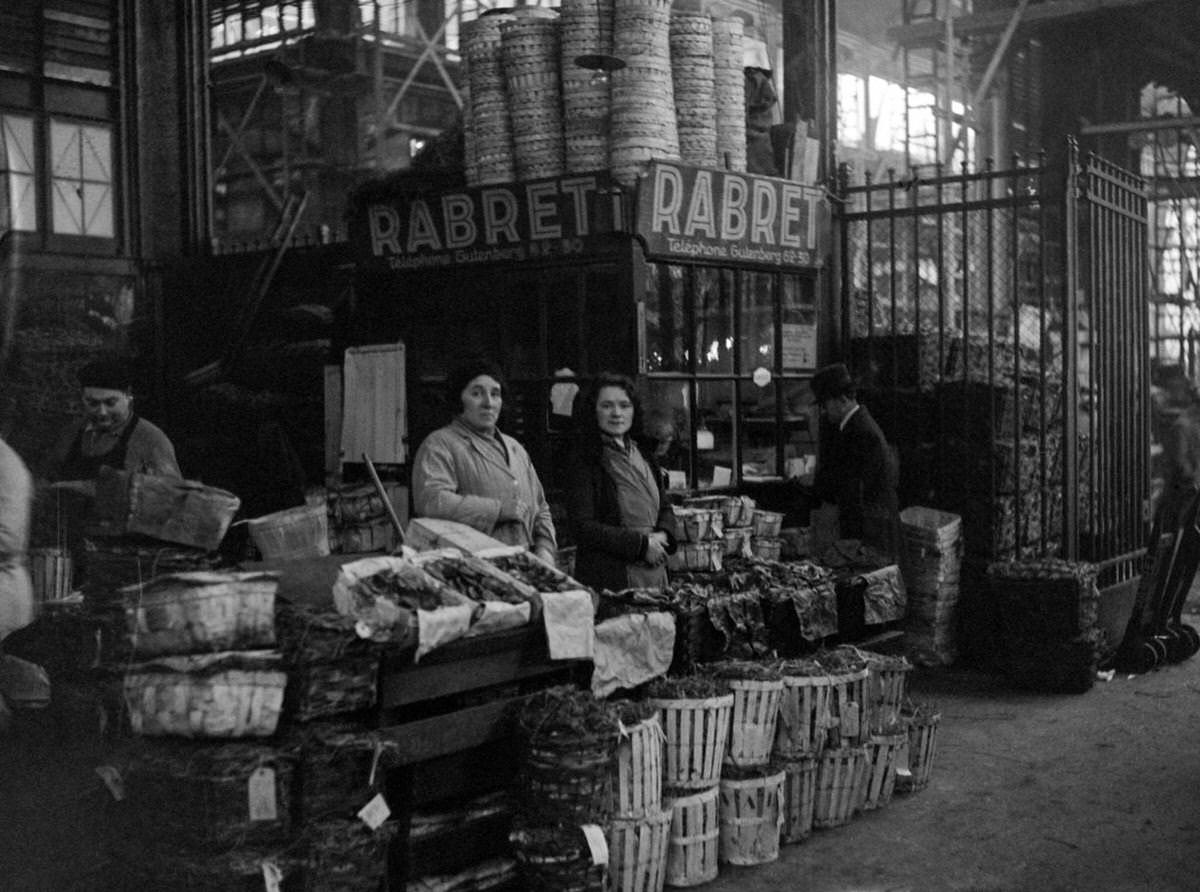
890 0 1158 45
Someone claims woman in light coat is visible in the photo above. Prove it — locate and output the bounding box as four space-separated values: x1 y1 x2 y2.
0 435 33 641
411 359 557 565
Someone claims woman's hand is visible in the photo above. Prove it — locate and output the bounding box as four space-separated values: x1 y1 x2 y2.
644 531 670 566
532 544 557 569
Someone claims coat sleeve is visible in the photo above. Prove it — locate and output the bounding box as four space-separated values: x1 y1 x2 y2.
565 454 647 563
128 421 182 479
520 446 558 552
411 433 503 534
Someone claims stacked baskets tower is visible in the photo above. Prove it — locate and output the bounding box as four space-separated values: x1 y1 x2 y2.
501 11 566 181
464 12 517 185
561 0 615 173
668 10 717 168
610 0 680 186
711 17 747 172
608 704 672 892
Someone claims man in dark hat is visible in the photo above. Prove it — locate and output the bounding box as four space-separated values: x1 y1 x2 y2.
45 355 180 493
809 362 901 558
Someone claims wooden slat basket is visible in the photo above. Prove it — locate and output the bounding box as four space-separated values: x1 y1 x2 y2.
867 656 912 734
511 826 610 892
609 808 671 892
663 785 720 887
774 671 832 758
718 769 785 866
780 756 817 844
897 706 942 793
613 715 665 818
813 745 867 829
825 667 870 747
725 677 784 767
860 729 907 810
651 694 733 789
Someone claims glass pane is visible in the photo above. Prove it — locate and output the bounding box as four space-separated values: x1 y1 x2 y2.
740 378 778 481
584 265 627 374
781 276 818 371
81 126 111 182
644 262 687 373
643 378 692 489
244 14 261 40
83 182 114 237
739 270 775 374
51 180 82 234
695 380 735 490
301 1 315 29
8 172 37 231
261 7 279 35
694 267 733 374
225 13 243 45
3 116 35 174
282 3 300 30
50 122 81 179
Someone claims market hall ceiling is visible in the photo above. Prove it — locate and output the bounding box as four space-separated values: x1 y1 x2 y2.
888 0 1200 118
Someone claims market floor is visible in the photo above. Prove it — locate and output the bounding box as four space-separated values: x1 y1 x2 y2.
3 612 1200 891
705 602 1200 892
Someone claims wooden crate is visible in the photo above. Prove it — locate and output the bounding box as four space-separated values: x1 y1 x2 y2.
774 674 832 758
725 678 783 768
813 746 867 829
612 716 664 818
780 757 817 844
860 731 906 810
608 809 671 892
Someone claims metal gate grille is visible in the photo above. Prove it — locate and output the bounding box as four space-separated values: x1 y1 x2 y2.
838 140 1148 589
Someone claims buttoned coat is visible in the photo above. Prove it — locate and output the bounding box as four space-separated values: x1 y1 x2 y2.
411 419 557 551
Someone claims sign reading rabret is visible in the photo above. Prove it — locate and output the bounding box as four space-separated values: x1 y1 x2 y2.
637 162 825 268
355 172 625 272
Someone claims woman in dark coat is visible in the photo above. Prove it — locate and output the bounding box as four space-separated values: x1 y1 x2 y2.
566 373 677 592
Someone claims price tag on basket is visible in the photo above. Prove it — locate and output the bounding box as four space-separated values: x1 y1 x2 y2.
248 766 278 822
581 824 609 866
261 859 283 892
358 792 391 830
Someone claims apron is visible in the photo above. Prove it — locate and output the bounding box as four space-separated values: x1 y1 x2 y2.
603 439 669 591
59 414 141 481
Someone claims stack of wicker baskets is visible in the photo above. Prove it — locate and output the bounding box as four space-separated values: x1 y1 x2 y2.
610 0 680 187
899 506 963 666
669 10 717 168
561 0 614 173
607 705 670 892
463 12 517 185
711 17 747 171
502 11 566 181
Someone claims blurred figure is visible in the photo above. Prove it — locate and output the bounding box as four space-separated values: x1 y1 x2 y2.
1155 365 1200 531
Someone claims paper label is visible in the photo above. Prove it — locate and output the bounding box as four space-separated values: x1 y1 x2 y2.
581 823 609 866
358 792 391 830
842 703 860 739
262 860 283 892
95 765 124 801
248 766 278 822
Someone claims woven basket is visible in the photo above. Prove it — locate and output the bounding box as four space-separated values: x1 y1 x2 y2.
304 819 397 892
860 730 907 810
663 785 719 887
779 756 817 844
286 654 381 723
123 650 287 738
750 537 782 562
718 770 784 866
725 678 783 768
122 740 295 847
651 694 733 789
813 746 867 829
898 710 941 793
774 673 832 758
520 727 619 825
721 526 752 558
673 507 722 543
666 541 723 573
83 538 222 608
751 510 784 538
612 715 664 818
292 724 397 821
122 571 278 658
512 826 609 892
609 808 671 892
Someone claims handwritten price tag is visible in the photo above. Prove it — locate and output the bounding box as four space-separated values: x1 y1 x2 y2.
358 793 391 830
248 767 278 822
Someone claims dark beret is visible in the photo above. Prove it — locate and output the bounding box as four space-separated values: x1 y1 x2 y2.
77 356 135 391
810 362 856 403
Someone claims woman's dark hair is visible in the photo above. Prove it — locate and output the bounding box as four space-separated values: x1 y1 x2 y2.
444 357 506 414
575 372 644 452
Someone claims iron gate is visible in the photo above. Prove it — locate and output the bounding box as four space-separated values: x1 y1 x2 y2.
837 139 1149 593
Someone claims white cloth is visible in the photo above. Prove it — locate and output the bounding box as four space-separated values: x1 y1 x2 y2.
0 438 33 640
591 612 675 698
341 342 407 465
541 590 595 660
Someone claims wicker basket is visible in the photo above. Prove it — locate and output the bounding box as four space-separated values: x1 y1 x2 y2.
751 510 784 538
750 537 782 562
511 826 610 892
122 740 295 847
663 785 719 887
651 694 733 789
122 571 278 658
860 729 907 810
123 650 287 738
93 467 241 552
519 726 619 825
725 678 783 768
667 541 723 573
721 526 752 558
780 756 817 844
898 709 941 793
609 808 671 892
83 538 222 608
774 673 832 758
613 715 664 818
673 507 722 544
305 819 398 892
825 667 870 747
291 723 397 821
813 746 867 829
248 504 331 561
277 606 384 722
718 769 784 866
